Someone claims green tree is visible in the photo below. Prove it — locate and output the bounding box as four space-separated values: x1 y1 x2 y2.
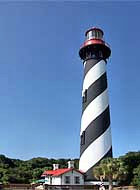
120 151 140 185
0 155 15 168
93 158 127 190
73 159 79 169
132 164 140 187
32 168 44 180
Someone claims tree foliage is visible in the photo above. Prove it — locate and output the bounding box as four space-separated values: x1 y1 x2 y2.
93 158 127 190
93 151 140 188
0 155 78 184
0 151 140 185
119 151 140 185
132 164 140 187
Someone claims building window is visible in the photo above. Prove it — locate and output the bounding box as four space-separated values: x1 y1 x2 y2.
74 176 80 184
82 89 87 103
81 131 85 145
65 176 70 184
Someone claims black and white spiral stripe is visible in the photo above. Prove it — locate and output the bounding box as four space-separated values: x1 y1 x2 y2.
79 58 112 181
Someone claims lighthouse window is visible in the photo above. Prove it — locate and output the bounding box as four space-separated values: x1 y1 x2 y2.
87 31 93 40
99 51 103 58
93 30 103 39
99 32 102 39
82 89 87 103
81 131 85 145
92 30 96 38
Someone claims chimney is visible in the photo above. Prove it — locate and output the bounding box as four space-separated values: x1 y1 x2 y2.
68 161 74 168
53 164 59 170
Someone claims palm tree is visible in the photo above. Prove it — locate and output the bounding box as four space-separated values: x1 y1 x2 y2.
94 165 104 182
93 158 127 190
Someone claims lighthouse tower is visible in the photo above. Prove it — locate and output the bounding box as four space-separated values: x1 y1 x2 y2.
79 27 112 181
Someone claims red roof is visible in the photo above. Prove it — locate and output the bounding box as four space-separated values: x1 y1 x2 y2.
42 168 84 177
42 170 56 175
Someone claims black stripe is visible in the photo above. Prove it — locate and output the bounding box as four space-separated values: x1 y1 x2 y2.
82 72 107 113
84 58 103 78
84 147 113 181
80 106 110 156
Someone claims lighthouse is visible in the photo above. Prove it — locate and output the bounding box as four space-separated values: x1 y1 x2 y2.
79 27 112 181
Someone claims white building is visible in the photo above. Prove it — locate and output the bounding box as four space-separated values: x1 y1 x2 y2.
41 161 84 186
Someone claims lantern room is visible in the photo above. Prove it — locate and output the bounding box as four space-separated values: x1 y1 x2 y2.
85 27 104 40
79 27 111 61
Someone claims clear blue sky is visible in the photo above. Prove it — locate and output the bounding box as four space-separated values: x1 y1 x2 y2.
0 1 140 160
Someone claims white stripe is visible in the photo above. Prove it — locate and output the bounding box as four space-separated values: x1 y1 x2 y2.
82 60 106 94
80 89 109 135
79 127 112 173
